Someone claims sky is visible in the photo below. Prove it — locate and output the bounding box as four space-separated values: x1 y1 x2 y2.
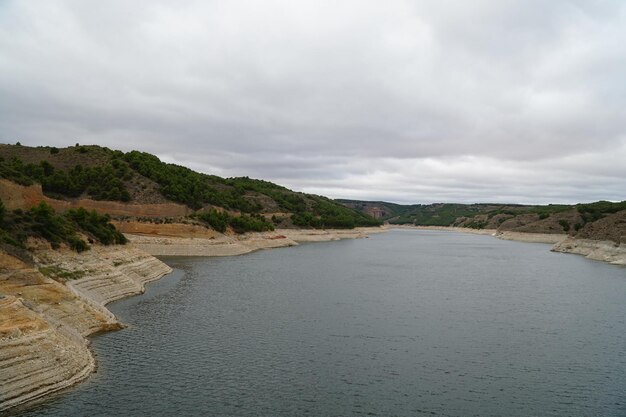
1 0 625 205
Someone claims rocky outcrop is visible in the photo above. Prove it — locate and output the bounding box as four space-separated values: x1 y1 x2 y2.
35 246 172 308
575 210 626 244
0 245 172 412
551 238 626 265
0 251 116 336
0 296 94 412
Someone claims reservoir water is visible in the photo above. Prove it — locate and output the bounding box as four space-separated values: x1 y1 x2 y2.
19 230 626 416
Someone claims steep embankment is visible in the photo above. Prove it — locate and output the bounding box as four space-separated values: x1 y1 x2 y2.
0 296 95 412
0 245 171 412
113 219 380 257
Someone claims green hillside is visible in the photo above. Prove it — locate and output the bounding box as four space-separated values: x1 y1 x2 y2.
339 198 626 242
0 144 381 231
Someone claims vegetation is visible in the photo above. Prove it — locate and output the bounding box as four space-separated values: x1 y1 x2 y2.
0 144 380 229
466 220 487 229
39 265 86 280
124 151 261 211
291 196 382 229
576 201 626 220
196 209 274 234
65 207 127 245
0 201 126 251
383 203 490 226
0 155 131 201
340 198 626 235
226 177 307 212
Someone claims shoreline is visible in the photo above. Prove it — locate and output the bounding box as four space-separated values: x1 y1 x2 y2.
0 245 173 413
126 227 385 257
391 225 626 265
1 224 623 412
394 225 567 244
0 227 382 412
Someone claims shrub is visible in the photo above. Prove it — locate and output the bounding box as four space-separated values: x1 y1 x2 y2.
65 207 127 245
0 202 126 251
558 219 570 232
196 209 274 233
197 210 229 233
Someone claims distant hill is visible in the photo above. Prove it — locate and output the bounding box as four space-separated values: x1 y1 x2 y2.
0 144 381 231
339 199 626 243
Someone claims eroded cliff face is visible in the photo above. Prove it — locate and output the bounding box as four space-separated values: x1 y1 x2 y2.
0 296 95 412
0 245 172 412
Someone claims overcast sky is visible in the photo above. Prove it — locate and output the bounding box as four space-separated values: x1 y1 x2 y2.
1 0 625 204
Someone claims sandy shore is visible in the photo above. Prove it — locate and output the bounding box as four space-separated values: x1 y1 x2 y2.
393 225 567 244
127 227 384 257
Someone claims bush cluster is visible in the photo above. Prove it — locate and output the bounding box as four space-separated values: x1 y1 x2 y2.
0 156 131 201
0 145 381 229
290 196 382 229
0 200 126 251
124 151 261 211
196 209 274 234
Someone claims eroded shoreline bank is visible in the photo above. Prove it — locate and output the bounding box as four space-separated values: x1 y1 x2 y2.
2 224 623 412
0 227 381 412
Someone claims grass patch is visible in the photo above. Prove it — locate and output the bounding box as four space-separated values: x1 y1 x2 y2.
39 265 86 280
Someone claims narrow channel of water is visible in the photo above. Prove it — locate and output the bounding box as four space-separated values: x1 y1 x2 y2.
20 230 626 416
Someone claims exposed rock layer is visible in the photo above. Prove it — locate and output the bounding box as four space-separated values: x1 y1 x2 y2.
0 245 171 412
0 227 379 412
552 238 626 265
0 296 95 412
128 227 381 257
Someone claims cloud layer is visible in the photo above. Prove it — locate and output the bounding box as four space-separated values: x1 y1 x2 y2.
1 0 625 204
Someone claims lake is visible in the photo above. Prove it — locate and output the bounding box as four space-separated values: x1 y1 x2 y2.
19 230 626 416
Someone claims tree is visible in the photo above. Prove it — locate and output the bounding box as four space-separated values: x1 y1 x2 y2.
0 198 5 225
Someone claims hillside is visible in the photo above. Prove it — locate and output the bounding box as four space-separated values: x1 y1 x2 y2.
0 144 381 232
340 199 626 243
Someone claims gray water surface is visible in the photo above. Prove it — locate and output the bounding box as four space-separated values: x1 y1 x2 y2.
18 230 626 416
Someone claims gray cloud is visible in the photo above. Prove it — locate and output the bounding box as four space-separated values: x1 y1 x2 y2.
1 0 625 204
